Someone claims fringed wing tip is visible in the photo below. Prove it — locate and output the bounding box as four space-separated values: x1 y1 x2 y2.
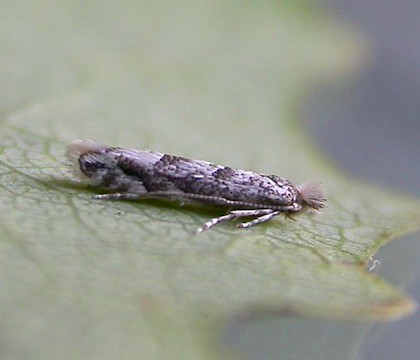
297 181 326 210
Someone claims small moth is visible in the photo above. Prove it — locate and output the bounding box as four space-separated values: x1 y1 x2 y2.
66 140 326 233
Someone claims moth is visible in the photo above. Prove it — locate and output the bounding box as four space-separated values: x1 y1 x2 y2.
67 140 326 233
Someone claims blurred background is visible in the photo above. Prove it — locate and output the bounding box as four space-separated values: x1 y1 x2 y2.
228 1 420 359
308 1 420 359
305 0 420 360
308 0 420 196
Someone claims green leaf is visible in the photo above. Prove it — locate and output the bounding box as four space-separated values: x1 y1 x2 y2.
1 1 419 359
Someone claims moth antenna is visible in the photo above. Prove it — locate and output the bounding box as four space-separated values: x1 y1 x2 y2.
66 139 107 162
297 181 326 210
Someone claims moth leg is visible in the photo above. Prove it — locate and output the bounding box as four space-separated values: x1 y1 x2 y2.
93 191 231 204
196 209 274 233
229 209 274 216
92 192 146 200
151 192 238 206
155 192 243 207
195 213 238 234
93 191 191 201
236 211 280 229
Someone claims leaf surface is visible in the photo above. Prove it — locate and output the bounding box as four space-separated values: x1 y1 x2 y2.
0 1 419 359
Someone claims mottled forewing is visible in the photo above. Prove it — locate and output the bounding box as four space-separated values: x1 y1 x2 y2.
152 155 289 206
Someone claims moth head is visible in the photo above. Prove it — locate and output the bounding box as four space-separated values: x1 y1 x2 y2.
66 139 111 181
296 181 326 212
